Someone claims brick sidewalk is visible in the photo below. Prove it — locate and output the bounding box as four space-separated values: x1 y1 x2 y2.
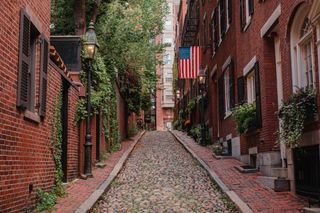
172 130 308 213
52 133 141 213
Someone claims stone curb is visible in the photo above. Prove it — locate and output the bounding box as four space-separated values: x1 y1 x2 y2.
75 131 146 213
170 131 253 213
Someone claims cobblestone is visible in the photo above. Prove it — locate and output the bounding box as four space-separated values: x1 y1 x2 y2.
92 131 237 213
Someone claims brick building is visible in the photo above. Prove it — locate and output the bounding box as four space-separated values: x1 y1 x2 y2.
156 0 180 130
0 0 132 211
176 0 320 198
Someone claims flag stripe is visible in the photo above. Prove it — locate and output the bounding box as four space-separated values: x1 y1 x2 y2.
179 46 201 79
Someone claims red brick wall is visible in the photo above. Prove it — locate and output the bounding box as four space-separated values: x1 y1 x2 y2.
177 0 320 154
0 1 83 211
67 85 80 180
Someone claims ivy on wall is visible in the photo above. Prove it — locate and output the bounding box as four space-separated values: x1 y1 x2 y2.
37 91 66 212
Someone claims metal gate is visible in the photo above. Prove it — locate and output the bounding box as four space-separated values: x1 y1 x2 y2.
293 145 320 198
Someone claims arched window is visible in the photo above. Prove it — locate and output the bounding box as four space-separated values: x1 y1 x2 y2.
290 4 314 89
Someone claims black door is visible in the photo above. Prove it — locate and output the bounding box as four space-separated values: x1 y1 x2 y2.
227 139 232 156
96 112 100 162
293 145 320 198
61 79 69 182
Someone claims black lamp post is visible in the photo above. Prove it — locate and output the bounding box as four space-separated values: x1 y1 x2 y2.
83 21 99 177
198 66 206 145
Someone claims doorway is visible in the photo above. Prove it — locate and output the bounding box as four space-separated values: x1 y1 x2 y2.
61 79 69 182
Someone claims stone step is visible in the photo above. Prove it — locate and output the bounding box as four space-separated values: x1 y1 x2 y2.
303 208 320 213
256 176 290 192
270 167 288 178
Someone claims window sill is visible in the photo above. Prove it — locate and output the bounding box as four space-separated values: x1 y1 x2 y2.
24 110 40 124
224 111 232 120
242 19 252 32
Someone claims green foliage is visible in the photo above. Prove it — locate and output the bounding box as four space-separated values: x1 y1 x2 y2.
278 88 317 148
36 189 57 212
232 103 258 134
78 53 120 151
96 0 167 114
190 124 202 143
51 92 66 197
186 98 196 113
50 0 75 35
36 92 66 211
212 144 223 155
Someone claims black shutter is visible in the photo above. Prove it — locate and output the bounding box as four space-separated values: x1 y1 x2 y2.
249 0 254 15
220 0 226 37
17 9 31 109
209 18 214 54
240 0 245 31
237 76 245 104
255 62 262 128
229 59 235 108
228 0 232 24
214 8 219 50
218 76 225 119
39 37 49 117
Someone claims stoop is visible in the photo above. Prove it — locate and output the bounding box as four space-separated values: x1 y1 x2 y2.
257 176 290 192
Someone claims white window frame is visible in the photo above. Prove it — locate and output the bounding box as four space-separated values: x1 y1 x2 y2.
297 32 315 88
246 71 256 103
225 0 230 31
224 68 231 115
218 6 222 45
243 0 252 31
290 5 316 91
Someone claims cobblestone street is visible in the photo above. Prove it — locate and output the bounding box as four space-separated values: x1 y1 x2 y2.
91 131 237 213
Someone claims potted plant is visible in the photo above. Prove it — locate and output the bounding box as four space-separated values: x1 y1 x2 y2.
278 87 317 148
232 103 258 134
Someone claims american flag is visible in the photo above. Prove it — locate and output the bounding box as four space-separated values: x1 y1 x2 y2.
179 46 200 79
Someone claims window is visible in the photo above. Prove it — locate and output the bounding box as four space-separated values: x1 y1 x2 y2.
290 5 315 90
203 14 207 50
219 58 235 119
17 9 49 118
240 59 262 127
164 20 172 31
224 69 231 113
163 37 173 47
220 0 226 36
163 54 172 65
165 95 173 101
246 71 256 103
213 8 219 51
165 77 173 83
240 0 254 32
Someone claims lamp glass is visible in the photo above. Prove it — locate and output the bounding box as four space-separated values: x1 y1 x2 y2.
83 22 99 60
199 76 205 85
176 90 180 99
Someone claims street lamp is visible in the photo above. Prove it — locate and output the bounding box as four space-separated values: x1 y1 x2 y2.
83 21 99 178
198 65 206 145
176 90 180 100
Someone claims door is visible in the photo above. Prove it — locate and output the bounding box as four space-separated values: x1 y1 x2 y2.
61 79 69 182
293 145 320 198
96 112 101 162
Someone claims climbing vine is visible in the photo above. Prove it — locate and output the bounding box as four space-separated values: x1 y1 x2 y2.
76 53 120 150
51 91 65 196
37 91 65 211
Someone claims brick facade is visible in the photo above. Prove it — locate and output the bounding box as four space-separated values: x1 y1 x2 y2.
177 0 320 196
0 1 83 211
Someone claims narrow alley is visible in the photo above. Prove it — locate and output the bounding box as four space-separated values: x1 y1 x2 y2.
91 131 237 212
